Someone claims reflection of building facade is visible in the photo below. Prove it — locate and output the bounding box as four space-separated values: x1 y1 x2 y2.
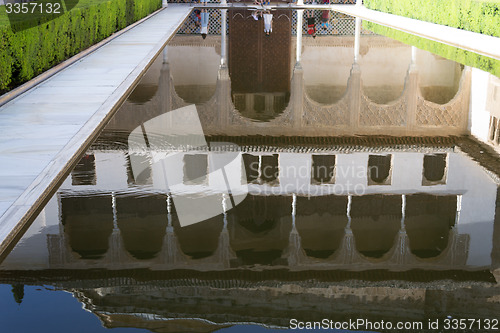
1 140 499 332
1 14 499 331
1 137 497 273
118 33 469 135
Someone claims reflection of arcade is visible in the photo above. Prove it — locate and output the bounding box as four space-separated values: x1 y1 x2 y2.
58 192 466 269
229 10 291 121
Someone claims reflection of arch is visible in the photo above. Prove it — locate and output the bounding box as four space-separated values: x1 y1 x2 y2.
305 85 348 105
172 211 224 259
62 196 113 259
362 84 405 105
127 55 162 104
175 85 217 105
350 195 402 258
117 195 167 259
359 40 408 105
168 38 220 105
416 67 470 127
301 39 351 105
419 61 463 105
228 195 292 265
295 195 348 258
405 194 456 258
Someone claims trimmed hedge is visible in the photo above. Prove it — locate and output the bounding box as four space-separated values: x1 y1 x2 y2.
364 0 500 38
0 0 161 91
364 21 500 78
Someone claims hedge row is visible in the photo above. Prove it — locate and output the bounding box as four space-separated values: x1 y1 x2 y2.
0 0 161 91
363 21 500 78
363 0 500 38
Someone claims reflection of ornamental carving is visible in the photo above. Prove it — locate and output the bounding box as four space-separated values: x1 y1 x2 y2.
121 60 470 137
197 99 218 128
303 92 349 126
417 98 464 127
360 93 406 127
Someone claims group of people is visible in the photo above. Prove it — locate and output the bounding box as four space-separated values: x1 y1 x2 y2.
193 0 332 38
249 8 274 36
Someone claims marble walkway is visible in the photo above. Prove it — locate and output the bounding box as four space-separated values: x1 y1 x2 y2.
0 4 191 254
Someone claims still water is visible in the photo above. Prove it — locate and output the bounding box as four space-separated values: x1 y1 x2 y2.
0 7 499 333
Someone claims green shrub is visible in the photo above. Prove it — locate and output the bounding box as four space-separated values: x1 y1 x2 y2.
364 21 500 78
0 0 161 91
364 0 500 38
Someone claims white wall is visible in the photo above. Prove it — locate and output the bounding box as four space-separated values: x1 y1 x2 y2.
470 68 493 142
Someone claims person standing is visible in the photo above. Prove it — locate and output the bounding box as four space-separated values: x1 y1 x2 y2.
306 10 316 38
263 10 273 36
200 9 209 39
320 10 330 31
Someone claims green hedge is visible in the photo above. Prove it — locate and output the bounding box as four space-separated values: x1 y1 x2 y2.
0 0 161 91
364 0 500 38
364 21 500 78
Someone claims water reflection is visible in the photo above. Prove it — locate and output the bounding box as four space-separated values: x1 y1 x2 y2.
0 8 499 332
0 136 493 273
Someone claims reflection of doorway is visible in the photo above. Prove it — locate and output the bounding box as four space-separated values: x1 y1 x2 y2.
229 9 291 121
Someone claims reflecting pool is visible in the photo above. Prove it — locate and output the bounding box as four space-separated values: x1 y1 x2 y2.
0 7 499 333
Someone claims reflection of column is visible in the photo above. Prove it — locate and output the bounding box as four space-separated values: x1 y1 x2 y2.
401 194 406 230
217 67 231 127
350 18 361 130
220 9 227 67
105 192 125 265
216 193 236 268
411 46 417 67
296 10 304 65
406 49 419 132
222 193 229 229
291 65 304 128
160 194 186 265
354 17 361 63
161 47 172 113
349 63 361 130
287 194 303 266
333 195 361 264
346 195 352 229
167 193 173 228
387 194 415 265
112 192 118 230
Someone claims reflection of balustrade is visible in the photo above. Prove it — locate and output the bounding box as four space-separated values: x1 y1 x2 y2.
114 45 471 137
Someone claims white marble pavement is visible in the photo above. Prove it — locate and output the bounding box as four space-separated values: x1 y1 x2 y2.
0 4 192 255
